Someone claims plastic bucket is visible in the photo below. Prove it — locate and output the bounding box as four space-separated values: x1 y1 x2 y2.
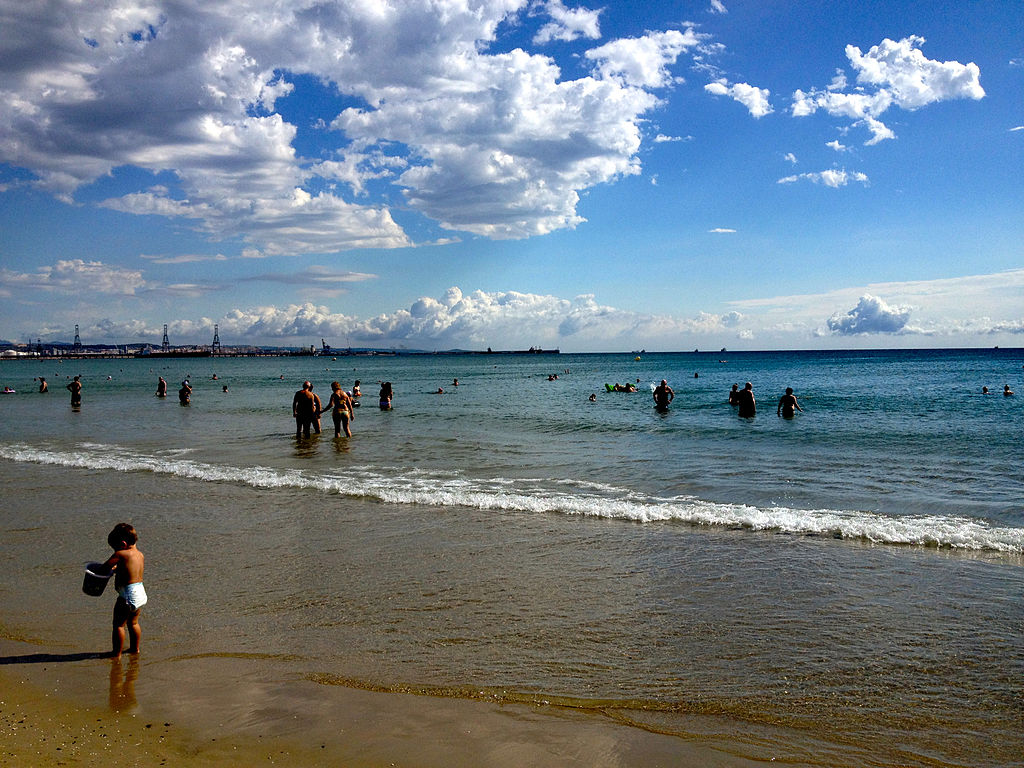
83 562 112 596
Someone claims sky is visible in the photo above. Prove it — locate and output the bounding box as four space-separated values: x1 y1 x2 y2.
0 0 1021 352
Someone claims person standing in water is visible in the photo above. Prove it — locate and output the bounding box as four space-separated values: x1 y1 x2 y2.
67 375 82 407
310 383 323 434
777 387 803 418
653 379 675 410
728 384 740 405
737 382 756 418
178 379 192 405
292 381 317 437
156 376 167 397
38 377 48 393
326 381 355 437
379 381 393 410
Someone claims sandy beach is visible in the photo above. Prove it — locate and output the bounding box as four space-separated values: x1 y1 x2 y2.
0 640 760 768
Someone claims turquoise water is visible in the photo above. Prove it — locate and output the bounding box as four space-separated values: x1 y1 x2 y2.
1 348 1022 766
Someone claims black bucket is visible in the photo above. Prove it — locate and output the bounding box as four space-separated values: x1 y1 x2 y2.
82 562 112 596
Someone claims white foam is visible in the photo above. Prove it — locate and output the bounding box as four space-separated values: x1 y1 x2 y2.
2 442 1021 553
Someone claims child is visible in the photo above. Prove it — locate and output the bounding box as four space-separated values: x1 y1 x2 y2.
100 523 147 658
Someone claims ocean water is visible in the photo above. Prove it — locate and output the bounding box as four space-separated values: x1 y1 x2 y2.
1 348 1022 766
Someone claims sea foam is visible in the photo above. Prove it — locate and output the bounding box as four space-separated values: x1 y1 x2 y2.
2 442 1021 553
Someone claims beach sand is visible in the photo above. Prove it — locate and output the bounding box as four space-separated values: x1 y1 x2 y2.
0 640 758 768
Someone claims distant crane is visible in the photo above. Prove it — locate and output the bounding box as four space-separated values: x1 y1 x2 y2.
162 324 170 351
73 325 82 350
212 324 221 355
321 338 331 354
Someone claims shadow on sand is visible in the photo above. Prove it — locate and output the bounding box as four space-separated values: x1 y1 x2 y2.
0 651 109 665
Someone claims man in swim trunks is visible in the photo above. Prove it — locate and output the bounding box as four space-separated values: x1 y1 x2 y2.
293 381 317 437
99 522 146 659
156 376 167 397
67 375 82 407
653 379 674 410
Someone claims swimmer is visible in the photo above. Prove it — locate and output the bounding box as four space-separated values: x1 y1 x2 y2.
178 380 192 405
453 378 459 386
38 377 48 393
982 386 989 394
589 393 597 402
777 387 803 418
435 387 445 394
156 376 167 397
1005 384 1015 396
352 380 362 398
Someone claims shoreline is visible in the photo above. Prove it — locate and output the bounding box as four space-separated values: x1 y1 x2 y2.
0 638 758 768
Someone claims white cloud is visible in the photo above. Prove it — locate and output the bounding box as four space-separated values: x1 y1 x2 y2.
705 78 773 118
826 139 848 152
784 152 798 164
533 0 602 45
709 1 728 14
585 28 706 88
708 227 736 233
0 0 714 250
777 169 869 187
826 294 912 335
0 260 147 296
792 36 984 144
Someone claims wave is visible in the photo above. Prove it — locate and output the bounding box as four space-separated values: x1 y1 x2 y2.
2 442 1021 553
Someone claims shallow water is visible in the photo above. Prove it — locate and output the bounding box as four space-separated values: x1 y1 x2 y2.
1 349 1022 766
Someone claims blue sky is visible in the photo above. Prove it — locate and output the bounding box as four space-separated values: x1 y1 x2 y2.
0 0 1021 351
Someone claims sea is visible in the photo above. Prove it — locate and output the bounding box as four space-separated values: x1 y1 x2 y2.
1 348 1022 767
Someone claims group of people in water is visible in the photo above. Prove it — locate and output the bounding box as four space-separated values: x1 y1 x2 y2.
292 379 395 439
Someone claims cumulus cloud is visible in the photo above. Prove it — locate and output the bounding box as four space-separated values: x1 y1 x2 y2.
777 168 868 187
826 294 912 335
0 0 717 250
704 78 773 117
533 0 602 45
792 36 984 144
585 27 706 88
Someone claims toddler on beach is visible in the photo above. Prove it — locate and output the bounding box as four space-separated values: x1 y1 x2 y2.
99 523 147 658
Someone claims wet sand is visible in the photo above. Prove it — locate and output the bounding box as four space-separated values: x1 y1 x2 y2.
0 639 757 768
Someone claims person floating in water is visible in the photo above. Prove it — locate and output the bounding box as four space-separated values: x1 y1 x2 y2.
653 379 675 410
156 376 167 397
737 382 756 418
98 523 147 659
777 387 803 418
67 375 82 407
178 379 192 405
326 381 354 438
292 381 317 438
